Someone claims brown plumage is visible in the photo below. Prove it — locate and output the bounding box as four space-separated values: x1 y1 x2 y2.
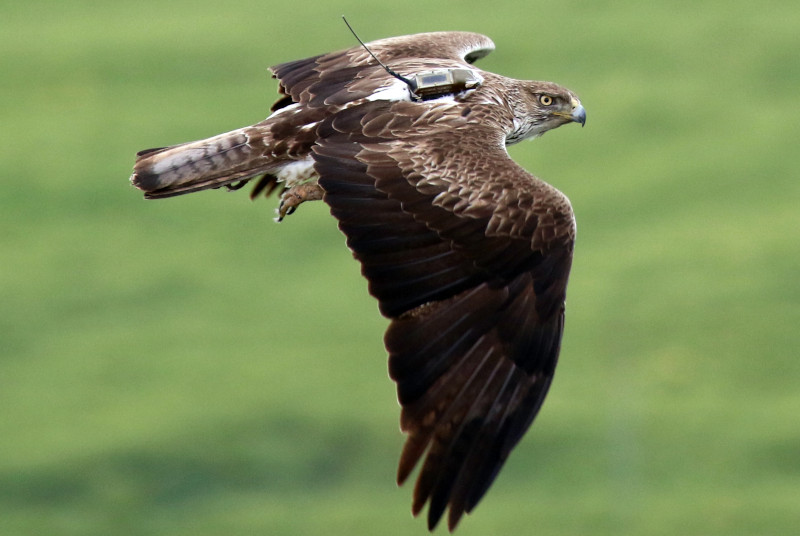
130 31 586 531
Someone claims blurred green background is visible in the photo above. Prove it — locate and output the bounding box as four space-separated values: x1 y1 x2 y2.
2 0 798 534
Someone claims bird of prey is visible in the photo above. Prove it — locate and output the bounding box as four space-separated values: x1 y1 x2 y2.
130 29 586 531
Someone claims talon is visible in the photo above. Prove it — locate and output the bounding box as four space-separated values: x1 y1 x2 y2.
276 182 324 220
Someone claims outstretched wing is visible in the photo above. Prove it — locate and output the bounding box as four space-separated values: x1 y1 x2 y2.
312 100 575 531
269 31 494 109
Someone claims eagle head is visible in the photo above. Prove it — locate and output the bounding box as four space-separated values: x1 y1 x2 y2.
507 81 585 143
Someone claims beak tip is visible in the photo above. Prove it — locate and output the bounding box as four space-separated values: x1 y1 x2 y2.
572 105 586 127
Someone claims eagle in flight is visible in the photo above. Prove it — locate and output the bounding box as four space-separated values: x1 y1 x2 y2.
131 30 586 531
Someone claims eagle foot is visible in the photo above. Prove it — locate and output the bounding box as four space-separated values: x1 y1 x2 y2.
276 182 324 221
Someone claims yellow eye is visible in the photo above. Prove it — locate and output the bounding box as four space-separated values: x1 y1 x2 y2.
539 95 554 106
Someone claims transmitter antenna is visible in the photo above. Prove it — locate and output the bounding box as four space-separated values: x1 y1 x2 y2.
341 16 416 91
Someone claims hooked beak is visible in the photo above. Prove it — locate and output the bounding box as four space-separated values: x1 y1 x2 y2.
571 103 586 127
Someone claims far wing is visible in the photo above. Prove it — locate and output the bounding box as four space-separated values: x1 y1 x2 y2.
269 31 495 109
312 100 574 531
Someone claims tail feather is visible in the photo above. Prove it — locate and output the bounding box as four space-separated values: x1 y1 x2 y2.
130 127 279 199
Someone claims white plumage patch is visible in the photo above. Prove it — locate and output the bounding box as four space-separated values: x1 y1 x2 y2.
269 102 301 117
276 156 316 188
366 80 413 102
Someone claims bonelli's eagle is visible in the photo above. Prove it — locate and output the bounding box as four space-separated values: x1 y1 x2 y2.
131 30 586 531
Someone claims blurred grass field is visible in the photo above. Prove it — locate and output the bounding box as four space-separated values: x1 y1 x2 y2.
2 0 799 534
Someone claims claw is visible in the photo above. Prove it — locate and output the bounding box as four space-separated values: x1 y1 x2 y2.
275 182 324 221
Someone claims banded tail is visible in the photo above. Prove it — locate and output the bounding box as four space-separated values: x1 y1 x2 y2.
130 126 282 199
